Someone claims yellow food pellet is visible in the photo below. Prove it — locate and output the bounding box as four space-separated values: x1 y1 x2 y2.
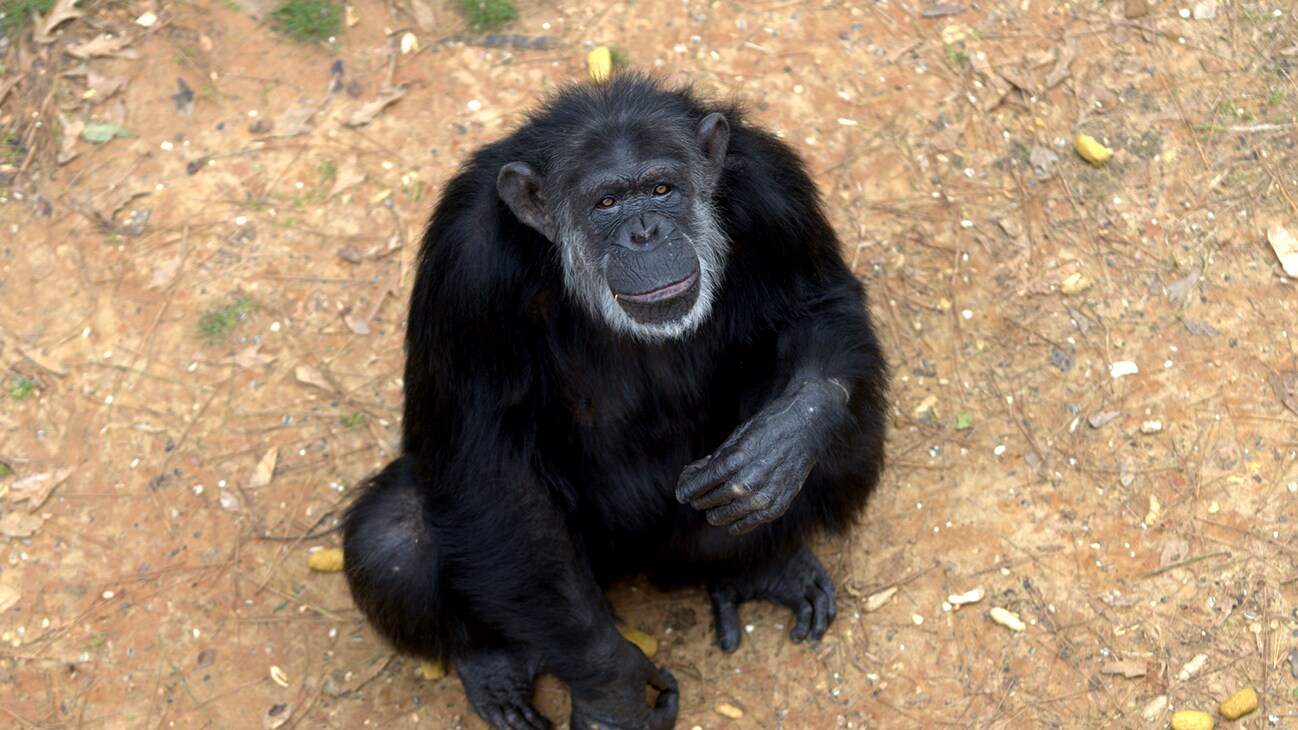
619 627 659 659
307 548 345 573
714 703 744 719
420 660 447 681
1075 133 1113 166
588 46 613 83
1218 687 1258 720
1170 710 1214 730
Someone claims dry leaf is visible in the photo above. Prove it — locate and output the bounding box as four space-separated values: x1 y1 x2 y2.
271 105 317 138
1078 86 1118 114
16 340 67 376
405 0 437 30
344 85 407 127
343 314 370 336
1101 659 1147 678
1268 224 1298 277
1044 43 1076 89
218 491 241 512
864 585 898 612
1159 538 1190 568
1029 144 1059 181
1088 411 1120 428
263 702 291 730
1165 270 1201 305
149 256 183 289
86 70 128 102
34 0 84 44
8 466 77 509
248 448 278 488
1182 319 1218 337
295 364 333 391
58 115 83 165
328 156 366 197
0 581 20 613
66 33 140 59
0 510 46 538
220 344 276 369
1268 371 1298 417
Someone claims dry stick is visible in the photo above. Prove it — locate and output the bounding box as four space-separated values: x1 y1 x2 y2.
1196 516 1298 557
1135 550 1229 579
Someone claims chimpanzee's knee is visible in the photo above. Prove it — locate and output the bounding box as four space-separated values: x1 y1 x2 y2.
342 455 451 658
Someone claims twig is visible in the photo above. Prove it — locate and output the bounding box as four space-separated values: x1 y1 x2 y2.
1136 550 1229 578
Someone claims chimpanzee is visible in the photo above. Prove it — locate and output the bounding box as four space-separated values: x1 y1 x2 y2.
342 74 887 730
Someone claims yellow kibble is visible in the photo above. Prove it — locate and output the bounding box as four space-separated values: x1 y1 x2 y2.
307 547 345 573
420 660 447 680
1075 133 1113 166
588 46 613 83
714 703 744 719
619 627 659 659
1170 710 1214 730
1219 687 1258 720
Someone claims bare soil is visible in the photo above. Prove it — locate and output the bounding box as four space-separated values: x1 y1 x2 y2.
3 0 1298 727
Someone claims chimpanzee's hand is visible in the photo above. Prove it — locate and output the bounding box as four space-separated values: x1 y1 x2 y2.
676 378 848 534
568 640 678 730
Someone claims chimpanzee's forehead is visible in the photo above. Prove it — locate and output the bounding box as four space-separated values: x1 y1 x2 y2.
554 117 698 179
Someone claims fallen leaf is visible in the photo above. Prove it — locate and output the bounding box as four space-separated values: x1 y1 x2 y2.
218 491 241 512
58 116 84 165
328 156 366 197
0 510 46 538
343 314 370 336
1029 144 1059 181
337 246 364 264
1199 56 1228 74
1101 659 1147 678
405 0 437 30
8 466 77 509
295 364 333 391
1268 224 1298 277
1182 319 1218 337
1119 459 1135 487
149 256 183 289
0 581 20 613
86 70 128 102
1088 411 1120 428
66 33 140 59
248 448 278 488
220 344 276 369
1268 371 1298 417
197 648 216 668
921 4 964 16
16 341 67 376
1044 43 1076 89
82 122 133 144
1159 539 1190 568
1165 270 1200 305
344 85 407 127
34 0 84 44
270 105 317 138
864 585 898 612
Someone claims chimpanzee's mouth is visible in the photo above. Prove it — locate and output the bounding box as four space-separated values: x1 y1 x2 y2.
617 269 700 305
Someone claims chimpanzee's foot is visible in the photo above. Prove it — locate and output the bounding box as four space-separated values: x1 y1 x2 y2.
455 648 550 730
708 544 837 652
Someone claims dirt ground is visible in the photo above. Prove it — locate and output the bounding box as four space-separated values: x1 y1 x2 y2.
2 0 1298 727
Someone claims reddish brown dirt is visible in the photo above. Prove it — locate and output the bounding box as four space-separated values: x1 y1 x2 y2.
3 0 1298 728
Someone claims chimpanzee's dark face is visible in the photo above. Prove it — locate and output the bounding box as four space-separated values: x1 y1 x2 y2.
497 113 730 342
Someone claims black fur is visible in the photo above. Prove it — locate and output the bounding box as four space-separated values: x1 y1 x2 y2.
342 75 887 730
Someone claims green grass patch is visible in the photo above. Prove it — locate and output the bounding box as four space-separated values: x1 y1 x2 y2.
9 375 35 401
0 0 53 33
454 0 517 33
609 45 631 69
198 298 255 344
271 0 341 44
339 411 365 429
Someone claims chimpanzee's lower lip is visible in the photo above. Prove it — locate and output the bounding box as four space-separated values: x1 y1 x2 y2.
617 269 700 304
